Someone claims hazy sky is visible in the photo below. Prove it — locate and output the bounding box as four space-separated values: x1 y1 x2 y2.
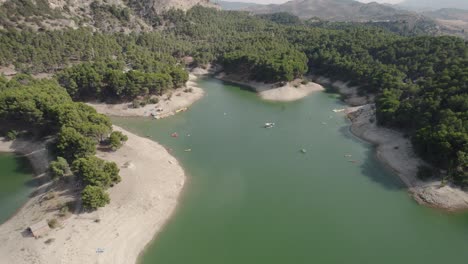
221 0 404 4
358 0 403 3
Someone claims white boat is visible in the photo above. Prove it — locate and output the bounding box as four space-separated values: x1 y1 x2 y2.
264 122 275 128
332 109 345 113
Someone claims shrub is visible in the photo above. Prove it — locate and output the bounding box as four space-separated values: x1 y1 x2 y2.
47 218 59 228
56 126 96 162
104 162 121 183
108 131 128 151
81 185 110 210
149 97 159 104
72 156 120 187
49 157 70 179
132 99 140 108
6 130 18 141
59 205 69 217
301 79 309 85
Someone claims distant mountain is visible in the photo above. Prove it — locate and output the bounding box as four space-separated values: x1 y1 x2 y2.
247 0 420 22
422 8 468 39
399 0 468 11
424 8 468 21
0 0 218 32
246 0 468 39
217 1 261 10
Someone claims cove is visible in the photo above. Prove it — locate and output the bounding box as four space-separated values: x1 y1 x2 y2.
0 153 34 224
113 78 468 264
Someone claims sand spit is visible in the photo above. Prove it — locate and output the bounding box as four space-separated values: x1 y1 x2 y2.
0 126 186 264
89 74 204 118
346 105 468 211
216 73 324 102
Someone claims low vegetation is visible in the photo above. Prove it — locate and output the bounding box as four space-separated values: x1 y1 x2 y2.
72 156 120 188
108 131 128 151
81 185 110 210
49 157 70 179
47 218 59 229
5 130 18 141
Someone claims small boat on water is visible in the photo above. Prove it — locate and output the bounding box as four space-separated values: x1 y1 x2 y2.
171 132 178 138
264 122 275 128
332 109 345 113
184 149 192 152
300 149 307 154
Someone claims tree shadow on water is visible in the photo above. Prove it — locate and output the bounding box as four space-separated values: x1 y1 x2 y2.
339 125 404 191
14 155 34 174
359 147 405 191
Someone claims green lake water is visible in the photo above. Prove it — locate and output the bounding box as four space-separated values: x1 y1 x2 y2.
113 78 468 264
0 152 34 224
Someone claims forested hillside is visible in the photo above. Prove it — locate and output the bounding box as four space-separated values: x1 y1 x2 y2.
0 7 466 185
0 76 126 209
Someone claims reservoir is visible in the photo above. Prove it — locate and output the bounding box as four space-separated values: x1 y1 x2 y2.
113 77 468 263
0 153 34 224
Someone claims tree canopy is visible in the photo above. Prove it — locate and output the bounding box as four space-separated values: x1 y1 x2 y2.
0 6 466 185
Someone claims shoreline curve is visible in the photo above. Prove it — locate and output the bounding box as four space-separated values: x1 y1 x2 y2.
0 126 186 264
346 104 468 211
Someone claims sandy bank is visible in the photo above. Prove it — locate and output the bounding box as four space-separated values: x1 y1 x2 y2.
89 74 204 118
313 75 373 106
216 73 324 102
346 105 468 211
0 126 186 264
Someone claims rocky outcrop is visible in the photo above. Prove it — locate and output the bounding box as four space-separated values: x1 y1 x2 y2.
0 0 218 32
247 0 419 21
149 0 215 13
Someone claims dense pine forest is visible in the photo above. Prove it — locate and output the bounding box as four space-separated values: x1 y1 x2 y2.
0 7 467 187
0 76 125 208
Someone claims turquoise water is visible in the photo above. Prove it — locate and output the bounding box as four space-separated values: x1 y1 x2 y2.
0 152 34 224
113 78 468 264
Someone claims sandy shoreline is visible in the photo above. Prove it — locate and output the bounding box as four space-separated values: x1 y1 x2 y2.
89 74 204 118
346 104 468 211
216 73 324 102
0 126 186 264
